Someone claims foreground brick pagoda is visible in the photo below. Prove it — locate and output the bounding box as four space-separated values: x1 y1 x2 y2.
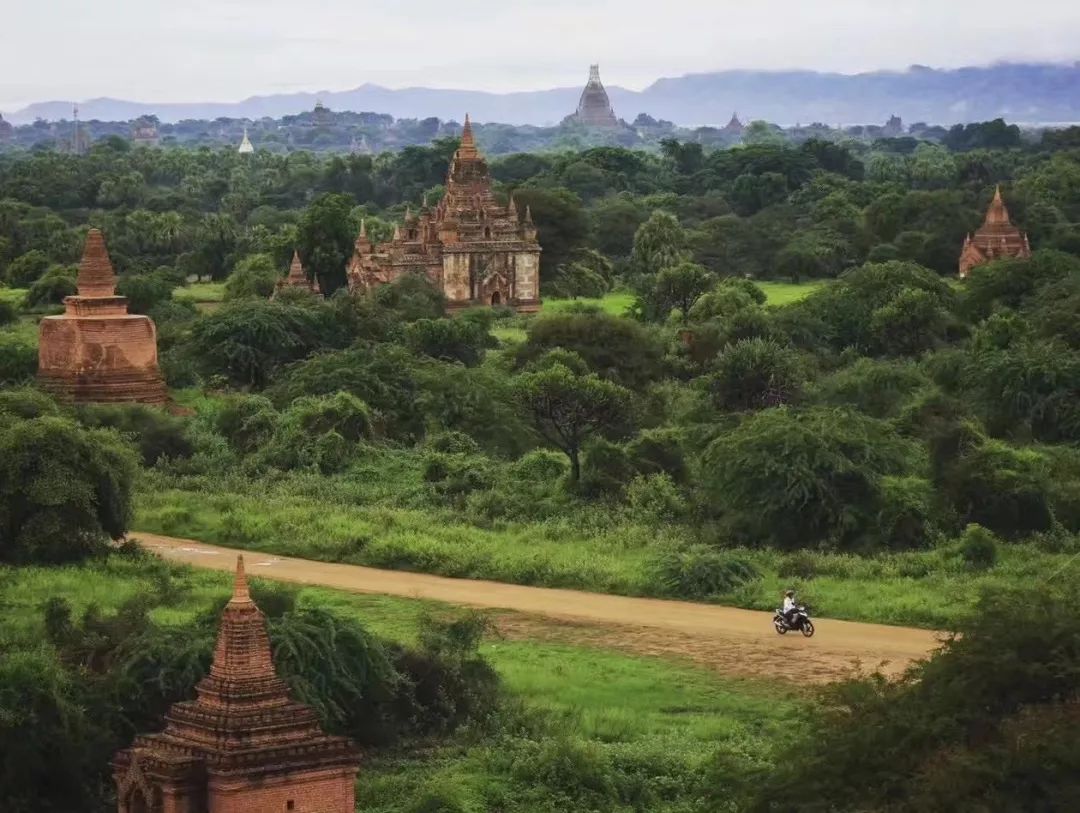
112 556 361 813
37 229 167 404
347 115 541 312
959 186 1031 278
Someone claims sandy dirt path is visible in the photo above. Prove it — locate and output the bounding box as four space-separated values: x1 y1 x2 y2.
137 532 944 682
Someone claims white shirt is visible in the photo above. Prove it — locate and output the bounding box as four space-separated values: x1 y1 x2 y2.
782 597 797 613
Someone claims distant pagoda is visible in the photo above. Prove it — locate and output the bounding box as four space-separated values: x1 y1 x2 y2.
722 112 745 136
273 250 322 297
37 229 167 405
238 127 254 154
112 556 361 813
130 116 160 147
959 185 1031 278
568 65 618 127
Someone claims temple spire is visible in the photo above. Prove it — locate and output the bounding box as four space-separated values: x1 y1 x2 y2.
229 555 252 605
456 113 478 158
76 228 118 298
359 218 367 238
984 184 1012 226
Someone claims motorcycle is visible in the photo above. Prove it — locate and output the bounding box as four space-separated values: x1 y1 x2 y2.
773 605 815 637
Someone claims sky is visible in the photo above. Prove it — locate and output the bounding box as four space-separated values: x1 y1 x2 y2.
2 0 1078 110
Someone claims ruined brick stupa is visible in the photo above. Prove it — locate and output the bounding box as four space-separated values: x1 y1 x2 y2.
273 250 322 298
567 65 619 127
112 556 361 813
37 228 168 404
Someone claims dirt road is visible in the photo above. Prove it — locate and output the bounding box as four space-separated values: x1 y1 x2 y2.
137 532 944 682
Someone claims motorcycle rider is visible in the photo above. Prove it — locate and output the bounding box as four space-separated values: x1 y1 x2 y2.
782 590 799 628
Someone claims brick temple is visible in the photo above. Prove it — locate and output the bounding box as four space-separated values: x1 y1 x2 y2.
273 250 322 298
959 186 1031 278
347 115 541 312
566 65 619 127
112 556 361 813
37 229 167 405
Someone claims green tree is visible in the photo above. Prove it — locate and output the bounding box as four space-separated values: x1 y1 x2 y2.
514 361 632 483
5 250 50 287
629 210 687 279
224 253 279 300
296 193 356 295
643 261 714 322
708 338 803 411
0 415 138 563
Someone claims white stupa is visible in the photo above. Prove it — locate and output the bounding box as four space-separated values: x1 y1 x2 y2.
238 127 254 154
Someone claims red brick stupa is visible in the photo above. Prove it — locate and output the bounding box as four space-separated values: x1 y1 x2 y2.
958 186 1032 278
273 250 322 298
37 229 167 404
112 556 361 813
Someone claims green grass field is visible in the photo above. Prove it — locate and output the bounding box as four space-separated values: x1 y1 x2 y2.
757 280 826 305
2 556 805 812
134 474 1077 629
543 281 823 317
0 287 28 307
173 281 226 303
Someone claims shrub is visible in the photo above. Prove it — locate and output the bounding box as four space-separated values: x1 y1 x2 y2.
224 253 279 300
626 473 688 523
958 524 999 570
653 546 761 600
0 297 17 326
116 271 174 314
5 250 50 287
0 333 37 385
707 338 803 412
213 394 279 454
26 265 76 307
77 403 194 466
0 415 138 563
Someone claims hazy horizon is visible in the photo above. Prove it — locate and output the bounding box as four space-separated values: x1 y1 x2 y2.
3 0 1079 110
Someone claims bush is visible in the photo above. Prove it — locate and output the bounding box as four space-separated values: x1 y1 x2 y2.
707 338 803 412
0 297 17 326
77 403 194 466
224 253 279 300
653 546 761 600
626 473 688 523
213 393 279 454
958 523 999 570
26 265 76 307
0 333 37 385
0 415 138 563
116 271 174 314
5 250 50 287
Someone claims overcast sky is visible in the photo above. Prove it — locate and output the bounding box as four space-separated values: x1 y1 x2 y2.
2 0 1078 109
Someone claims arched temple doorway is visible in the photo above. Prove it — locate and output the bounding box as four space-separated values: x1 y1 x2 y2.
490 291 502 306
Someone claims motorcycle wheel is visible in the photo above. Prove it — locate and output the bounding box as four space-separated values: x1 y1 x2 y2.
774 620 787 635
801 620 815 638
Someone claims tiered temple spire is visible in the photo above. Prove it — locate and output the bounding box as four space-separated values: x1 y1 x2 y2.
112 556 360 812
568 65 619 127
958 185 1032 278
273 250 321 297
37 229 167 405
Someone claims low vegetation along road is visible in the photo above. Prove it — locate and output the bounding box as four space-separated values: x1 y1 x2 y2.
138 532 943 683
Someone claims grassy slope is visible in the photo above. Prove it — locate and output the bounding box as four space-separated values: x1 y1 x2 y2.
2 557 804 812
134 475 1076 629
0 287 28 307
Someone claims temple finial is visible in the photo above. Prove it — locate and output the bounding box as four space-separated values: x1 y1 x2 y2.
460 114 475 150
359 218 367 238
524 205 534 224
230 555 252 604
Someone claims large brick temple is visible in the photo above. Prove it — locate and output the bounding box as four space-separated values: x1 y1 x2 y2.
958 186 1032 278
112 556 361 813
346 115 541 312
37 228 167 404
566 65 619 127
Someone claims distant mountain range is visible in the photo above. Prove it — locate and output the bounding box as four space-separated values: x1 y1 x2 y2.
5 63 1080 127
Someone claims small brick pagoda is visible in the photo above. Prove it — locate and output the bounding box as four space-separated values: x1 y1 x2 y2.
347 115 541 312
112 556 361 813
273 250 322 298
959 186 1032 278
566 65 619 127
37 229 168 405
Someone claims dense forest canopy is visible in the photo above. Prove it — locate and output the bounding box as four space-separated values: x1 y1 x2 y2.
2 119 1080 812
